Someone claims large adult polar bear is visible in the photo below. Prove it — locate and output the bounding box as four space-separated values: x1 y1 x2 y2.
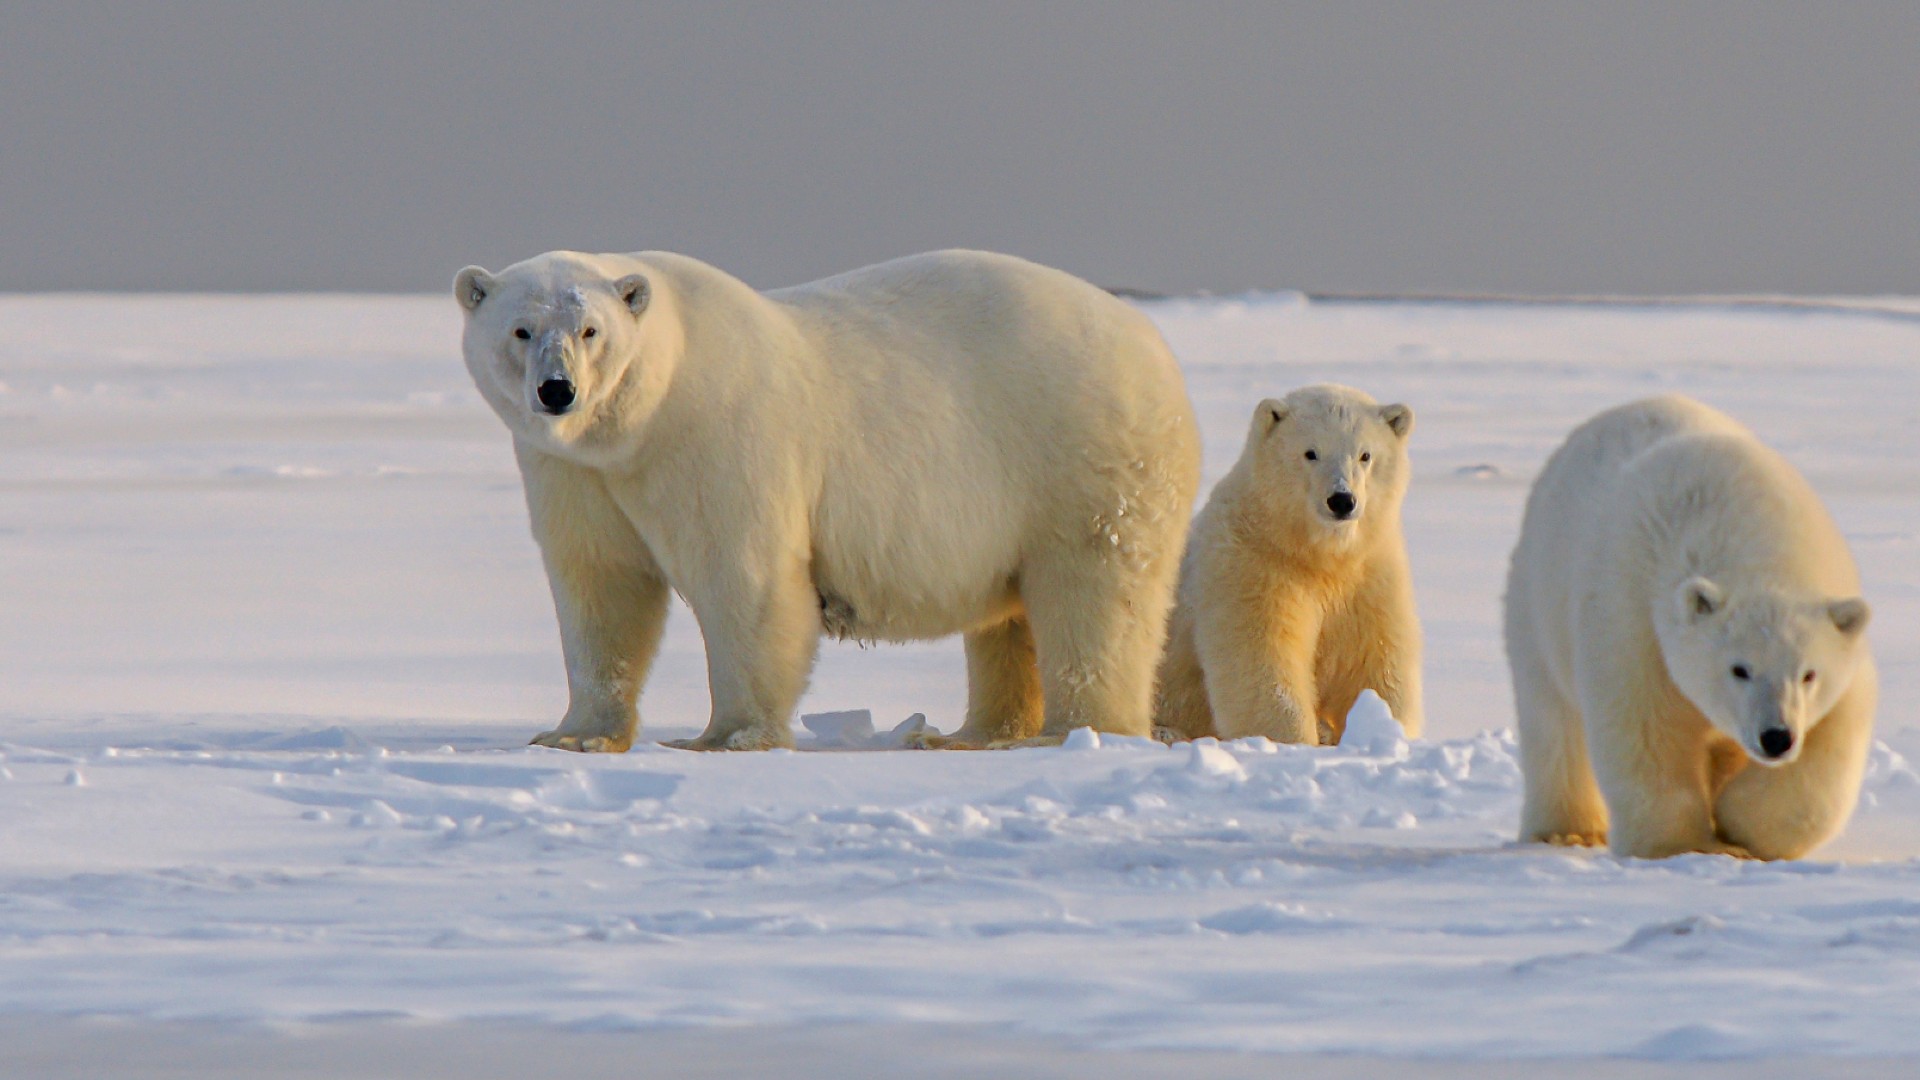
454 249 1201 751
1506 395 1874 859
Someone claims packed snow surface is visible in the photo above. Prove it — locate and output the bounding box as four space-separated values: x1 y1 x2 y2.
3 292 1920 1059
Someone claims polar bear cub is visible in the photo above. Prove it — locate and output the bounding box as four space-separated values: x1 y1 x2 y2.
1153 384 1422 745
454 249 1200 751
1506 395 1875 859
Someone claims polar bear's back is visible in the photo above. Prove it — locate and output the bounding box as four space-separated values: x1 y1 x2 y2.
769 250 1200 641
1524 395 1849 581
773 249 1177 392
1507 395 1857 685
1506 396 1737 684
1512 395 1732 595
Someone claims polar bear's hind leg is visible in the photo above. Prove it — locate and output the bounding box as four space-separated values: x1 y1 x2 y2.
1022 550 1172 739
957 616 1045 743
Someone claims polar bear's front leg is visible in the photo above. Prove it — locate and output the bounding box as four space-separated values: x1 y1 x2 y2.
1582 685 1742 858
670 557 821 751
1513 669 1608 847
1194 584 1323 744
534 568 671 753
1714 663 1876 860
1149 604 1217 743
518 445 671 753
1342 555 1425 740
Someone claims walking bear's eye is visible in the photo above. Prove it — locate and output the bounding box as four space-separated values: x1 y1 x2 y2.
1360 452 1372 463
514 328 531 340
1731 664 1750 680
582 327 597 339
1304 450 1317 461
1802 670 1816 684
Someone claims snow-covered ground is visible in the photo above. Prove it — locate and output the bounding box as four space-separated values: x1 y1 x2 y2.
3 292 1919 1068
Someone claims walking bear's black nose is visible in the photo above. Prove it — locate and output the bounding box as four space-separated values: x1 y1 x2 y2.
1759 727 1794 759
1327 492 1357 519
537 378 576 414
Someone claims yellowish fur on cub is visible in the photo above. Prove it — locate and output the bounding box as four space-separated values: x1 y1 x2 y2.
1154 384 1422 745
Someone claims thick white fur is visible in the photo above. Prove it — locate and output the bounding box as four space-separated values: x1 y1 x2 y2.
1153 384 1422 745
455 249 1200 751
1506 395 1875 859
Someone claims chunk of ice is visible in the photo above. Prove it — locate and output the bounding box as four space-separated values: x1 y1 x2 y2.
800 709 875 747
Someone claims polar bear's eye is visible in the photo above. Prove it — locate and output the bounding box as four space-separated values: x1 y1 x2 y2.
1360 452 1372 464
1304 450 1318 461
582 327 597 339
513 328 531 341
1730 664 1750 681
1802 670 1816 684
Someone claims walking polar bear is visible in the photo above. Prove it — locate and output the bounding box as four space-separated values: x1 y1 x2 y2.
1153 384 1423 745
1506 395 1875 860
454 249 1200 751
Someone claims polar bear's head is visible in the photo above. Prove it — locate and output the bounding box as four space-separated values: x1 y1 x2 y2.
453 252 675 461
1246 384 1413 546
1656 578 1870 766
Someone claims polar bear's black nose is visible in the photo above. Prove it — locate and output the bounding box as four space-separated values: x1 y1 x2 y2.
1759 727 1794 759
1326 492 1357 519
537 378 576 414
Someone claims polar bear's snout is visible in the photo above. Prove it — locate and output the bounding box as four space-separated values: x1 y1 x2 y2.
537 378 576 415
1758 726 1795 760
1326 490 1357 520
1743 682 1805 765
531 334 579 415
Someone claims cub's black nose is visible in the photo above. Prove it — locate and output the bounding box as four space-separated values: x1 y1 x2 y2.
1326 492 1357 519
537 378 576 414
1759 727 1794 759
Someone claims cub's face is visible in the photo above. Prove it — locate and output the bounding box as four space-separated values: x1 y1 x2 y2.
1656 577 1871 766
453 254 657 459
1248 389 1413 545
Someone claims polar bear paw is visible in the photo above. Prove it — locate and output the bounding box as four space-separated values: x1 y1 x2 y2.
663 727 794 752
902 730 988 751
1538 832 1606 848
999 734 1069 749
1151 726 1188 745
905 730 1073 751
530 730 631 753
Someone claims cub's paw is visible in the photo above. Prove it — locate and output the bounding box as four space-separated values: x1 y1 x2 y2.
1699 839 1757 860
1538 832 1606 848
530 730 630 753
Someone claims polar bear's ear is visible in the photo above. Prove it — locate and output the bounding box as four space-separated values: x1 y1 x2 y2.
453 266 493 312
1829 597 1871 638
614 274 651 315
1256 398 1289 434
1679 577 1723 621
1380 403 1414 439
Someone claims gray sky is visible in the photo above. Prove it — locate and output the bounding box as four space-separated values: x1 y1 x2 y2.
3 3 1917 295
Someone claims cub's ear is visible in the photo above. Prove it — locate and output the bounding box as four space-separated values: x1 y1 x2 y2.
453 266 493 312
1829 597 1871 638
1380 403 1414 439
614 273 651 315
1255 397 1289 436
1679 576 1723 621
